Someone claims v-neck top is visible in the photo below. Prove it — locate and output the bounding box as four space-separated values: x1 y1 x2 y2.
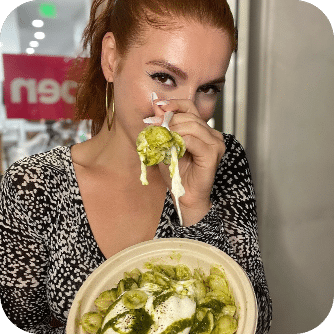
0 133 272 334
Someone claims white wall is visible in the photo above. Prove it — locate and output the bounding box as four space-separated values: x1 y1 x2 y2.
246 0 334 333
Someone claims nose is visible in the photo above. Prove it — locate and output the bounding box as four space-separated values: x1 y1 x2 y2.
187 92 196 102
170 87 196 102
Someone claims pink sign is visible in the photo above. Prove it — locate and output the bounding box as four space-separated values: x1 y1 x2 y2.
3 54 87 120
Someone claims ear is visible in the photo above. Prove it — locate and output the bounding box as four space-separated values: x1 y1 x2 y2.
101 32 118 82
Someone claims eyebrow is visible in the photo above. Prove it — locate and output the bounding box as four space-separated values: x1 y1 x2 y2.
146 59 226 85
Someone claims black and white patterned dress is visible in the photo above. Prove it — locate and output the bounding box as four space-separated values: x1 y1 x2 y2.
0 133 272 334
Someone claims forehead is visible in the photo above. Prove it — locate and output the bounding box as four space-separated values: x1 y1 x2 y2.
128 20 232 77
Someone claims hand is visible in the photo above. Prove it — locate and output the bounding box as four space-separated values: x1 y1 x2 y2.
152 98 226 225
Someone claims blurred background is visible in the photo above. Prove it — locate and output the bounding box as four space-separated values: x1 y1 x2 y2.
0 0 92 171
0 1 333 333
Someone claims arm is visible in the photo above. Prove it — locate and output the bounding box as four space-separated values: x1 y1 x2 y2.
0 172 65 334
167 134 272 334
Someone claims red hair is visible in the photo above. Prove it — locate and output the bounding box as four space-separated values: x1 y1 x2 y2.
72 0 237 136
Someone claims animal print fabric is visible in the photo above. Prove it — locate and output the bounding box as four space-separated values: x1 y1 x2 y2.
0 134 272 333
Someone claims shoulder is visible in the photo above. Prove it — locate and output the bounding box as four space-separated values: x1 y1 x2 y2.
1 146 71 199
215 133 253 182
4 146 69 179
221 133 248 163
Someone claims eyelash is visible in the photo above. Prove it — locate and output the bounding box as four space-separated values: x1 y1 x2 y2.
147 72 222 95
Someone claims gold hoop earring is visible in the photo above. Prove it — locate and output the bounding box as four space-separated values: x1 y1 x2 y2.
106 81 115 131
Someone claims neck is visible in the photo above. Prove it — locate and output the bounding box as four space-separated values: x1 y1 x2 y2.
79 118 162 183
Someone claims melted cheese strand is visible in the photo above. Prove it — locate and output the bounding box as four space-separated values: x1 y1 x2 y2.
140 157 149 185
169 146 185 226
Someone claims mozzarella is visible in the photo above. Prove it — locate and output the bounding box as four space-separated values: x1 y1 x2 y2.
101 282 196 334
170 145 185 226
148 294 196 334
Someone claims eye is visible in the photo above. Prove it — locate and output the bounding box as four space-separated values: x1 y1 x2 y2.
199 85 222 95
147 72 176 87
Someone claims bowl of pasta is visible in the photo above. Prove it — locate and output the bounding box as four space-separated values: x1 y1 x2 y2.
66 238 258 334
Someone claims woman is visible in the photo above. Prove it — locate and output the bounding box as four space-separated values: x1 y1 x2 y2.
0 0 272 333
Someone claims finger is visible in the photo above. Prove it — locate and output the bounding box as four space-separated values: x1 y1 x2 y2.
154 99 201 118
210 128 225 142
170 113 224 143
190 134 225 164
171 116 224 145
182 134 225 169
151 96 169 120
177 121 225 161
169 111 207 128
151 96 224 149
143 116 163 125
153 99 223 140
173 121 220 148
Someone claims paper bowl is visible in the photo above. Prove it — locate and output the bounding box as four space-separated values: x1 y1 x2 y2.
66 238 258 334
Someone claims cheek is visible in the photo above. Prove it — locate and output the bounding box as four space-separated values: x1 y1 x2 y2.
117 77 152 117
131 89 155 120
196 98 218 122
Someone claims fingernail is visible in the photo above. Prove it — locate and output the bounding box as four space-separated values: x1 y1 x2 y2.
156 100 169 106
151 92 158 104
143 116 163 124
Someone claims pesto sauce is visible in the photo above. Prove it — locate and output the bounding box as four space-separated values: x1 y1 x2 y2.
127 309 154 334
160 317 194 334
101 309 153 334
189 312 211 334
101 311 128 334
104 298 119 317
199 300 224 315
152 290 163 297
153 291 174 308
